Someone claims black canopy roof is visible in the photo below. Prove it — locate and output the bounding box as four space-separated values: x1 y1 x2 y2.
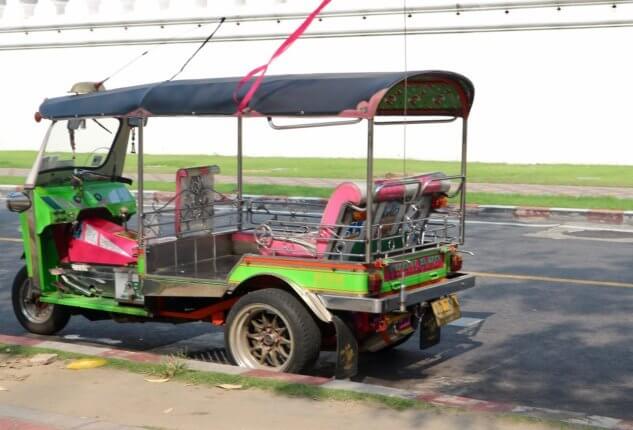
39 71 474 120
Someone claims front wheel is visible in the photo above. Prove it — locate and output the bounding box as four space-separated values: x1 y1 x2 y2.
12 266 70 335
225 289 321 374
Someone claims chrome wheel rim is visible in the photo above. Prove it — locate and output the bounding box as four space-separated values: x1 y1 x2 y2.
230 304 294 371
19 277 53 324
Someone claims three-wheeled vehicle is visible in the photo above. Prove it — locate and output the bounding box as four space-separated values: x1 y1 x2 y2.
8 71 475 377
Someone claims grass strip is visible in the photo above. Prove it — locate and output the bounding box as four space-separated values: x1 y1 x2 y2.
1 151 632 187
0 343 584 429
2 176 630 210
0 343 416 411
0 176 27 186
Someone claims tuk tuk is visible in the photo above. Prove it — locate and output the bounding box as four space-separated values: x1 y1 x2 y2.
7 71 475 377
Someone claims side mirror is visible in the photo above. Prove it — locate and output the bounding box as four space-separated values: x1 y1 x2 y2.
6 192 32 213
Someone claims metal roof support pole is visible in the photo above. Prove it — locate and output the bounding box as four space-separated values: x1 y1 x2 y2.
365 118 374 264
459 118 468 245
237 116 243 231
137 120 145 251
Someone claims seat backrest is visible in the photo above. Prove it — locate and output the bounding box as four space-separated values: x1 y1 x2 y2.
316 182 365 257
320 173 450 260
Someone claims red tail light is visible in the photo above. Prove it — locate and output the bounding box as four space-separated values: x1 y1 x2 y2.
432 195 448 210
450 253 463 272
367 271 383 296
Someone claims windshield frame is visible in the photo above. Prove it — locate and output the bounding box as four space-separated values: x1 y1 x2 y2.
25 118 124 190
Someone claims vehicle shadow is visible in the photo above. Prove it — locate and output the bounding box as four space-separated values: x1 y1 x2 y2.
310 311 490 381
349 274 633 419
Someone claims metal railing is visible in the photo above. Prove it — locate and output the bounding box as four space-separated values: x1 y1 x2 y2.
140 178 464 263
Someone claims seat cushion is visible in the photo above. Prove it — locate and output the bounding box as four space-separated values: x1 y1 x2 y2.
231 231 317 258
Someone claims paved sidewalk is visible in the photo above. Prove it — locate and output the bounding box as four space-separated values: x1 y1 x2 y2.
0 343 572 430
0 405 144 430
1 167 632 198
2 334 632 430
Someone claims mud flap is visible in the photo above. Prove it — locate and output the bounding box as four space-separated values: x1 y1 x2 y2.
419 309 441 350
332 315 358 379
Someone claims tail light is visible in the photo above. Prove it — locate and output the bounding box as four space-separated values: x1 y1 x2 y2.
432 195 448 210
450 252 463 272
367 270 383 296
352 210 366 221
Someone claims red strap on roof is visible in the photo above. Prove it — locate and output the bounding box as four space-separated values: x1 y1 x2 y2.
234 0 331 114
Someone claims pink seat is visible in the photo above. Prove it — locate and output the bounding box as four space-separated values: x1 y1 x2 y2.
231 182 364 258
232 173 449 259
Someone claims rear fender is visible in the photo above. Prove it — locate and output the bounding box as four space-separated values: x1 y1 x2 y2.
231 273 333 324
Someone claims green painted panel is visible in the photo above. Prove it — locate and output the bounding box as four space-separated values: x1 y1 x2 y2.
378 82 462 112
40 293 149 317
229 247 451 296
229 264 369 294
19 214 33 277
33 182 136 234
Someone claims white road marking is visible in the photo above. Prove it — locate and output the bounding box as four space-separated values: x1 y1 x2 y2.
63 334 122 345
466 220 561 228
448 317 484 328
0 237 21 243
473 272 633 289
562 224 633 233
467 219 633 233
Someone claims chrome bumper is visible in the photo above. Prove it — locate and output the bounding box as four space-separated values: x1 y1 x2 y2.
317 273 476 314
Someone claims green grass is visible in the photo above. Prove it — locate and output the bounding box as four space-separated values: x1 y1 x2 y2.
0 343 579 429
1 151 632 187
0 176 27 186
465 193 633 211
2 175 631 210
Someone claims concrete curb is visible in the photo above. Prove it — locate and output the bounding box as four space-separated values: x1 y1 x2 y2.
2 185 630 226
467 204 633 226
1 333 631 429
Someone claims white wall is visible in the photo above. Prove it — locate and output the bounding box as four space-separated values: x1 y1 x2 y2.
0 0 632 165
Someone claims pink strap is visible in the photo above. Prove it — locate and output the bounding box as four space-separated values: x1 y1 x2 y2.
234 0 331 114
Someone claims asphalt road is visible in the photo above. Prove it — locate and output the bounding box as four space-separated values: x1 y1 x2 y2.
0 203 631 419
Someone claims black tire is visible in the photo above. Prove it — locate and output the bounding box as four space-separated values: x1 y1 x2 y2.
225 288 321 374
12 266 70 335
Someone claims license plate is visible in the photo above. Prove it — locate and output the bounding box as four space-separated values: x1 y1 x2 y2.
431 294 461 326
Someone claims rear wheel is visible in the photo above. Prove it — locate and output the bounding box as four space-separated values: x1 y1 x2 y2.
12 266 70 335
225 289 321 374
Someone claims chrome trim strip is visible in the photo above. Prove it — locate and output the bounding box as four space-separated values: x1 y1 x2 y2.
25 122 55 190
365 119 374 264
143 269 229 298
317 273 476 314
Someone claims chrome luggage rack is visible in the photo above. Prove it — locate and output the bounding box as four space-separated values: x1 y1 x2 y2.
140 174 464 265
251 210 460 261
